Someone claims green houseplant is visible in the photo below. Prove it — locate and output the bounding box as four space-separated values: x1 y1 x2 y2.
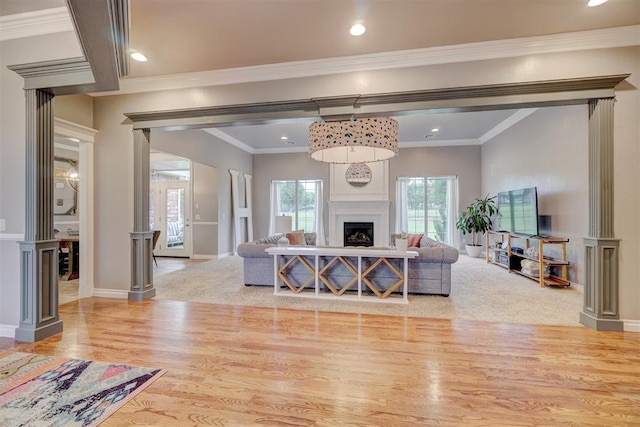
456 194 497 257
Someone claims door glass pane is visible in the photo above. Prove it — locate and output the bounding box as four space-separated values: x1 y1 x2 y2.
149 189 155 230
166 188 184 249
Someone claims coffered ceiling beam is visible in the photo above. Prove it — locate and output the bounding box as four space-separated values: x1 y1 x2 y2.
124 74 629 130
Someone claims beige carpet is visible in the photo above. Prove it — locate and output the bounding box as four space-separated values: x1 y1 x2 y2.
152 254 584 326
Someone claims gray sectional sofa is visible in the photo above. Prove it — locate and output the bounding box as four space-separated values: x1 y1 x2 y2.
236 232 459 296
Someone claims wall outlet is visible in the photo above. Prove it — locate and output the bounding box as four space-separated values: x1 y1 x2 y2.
0 219 5 231
195 214 201 220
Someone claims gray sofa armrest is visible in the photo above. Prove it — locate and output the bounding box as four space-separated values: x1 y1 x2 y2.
413 247 459 263
237 242 273 258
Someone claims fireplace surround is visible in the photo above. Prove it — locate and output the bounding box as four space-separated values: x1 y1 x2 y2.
328 200 390 247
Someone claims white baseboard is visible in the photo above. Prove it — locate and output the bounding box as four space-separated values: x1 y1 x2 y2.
92 288 129 299
191 254 216 260
217 252 233 259
0 324 16 338
623 319 640 333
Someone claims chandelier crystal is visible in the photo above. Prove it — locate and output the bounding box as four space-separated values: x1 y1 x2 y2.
308 117 398 164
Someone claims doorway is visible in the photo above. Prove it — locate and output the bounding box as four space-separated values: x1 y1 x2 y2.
150 152 192 258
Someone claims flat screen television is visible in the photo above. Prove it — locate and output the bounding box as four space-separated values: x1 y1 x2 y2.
497 187 539 236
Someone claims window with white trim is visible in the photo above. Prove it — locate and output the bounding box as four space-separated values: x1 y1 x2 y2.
270 180 324 237
396 176 458 246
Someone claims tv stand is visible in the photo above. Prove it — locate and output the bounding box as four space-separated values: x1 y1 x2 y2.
485 231 570 288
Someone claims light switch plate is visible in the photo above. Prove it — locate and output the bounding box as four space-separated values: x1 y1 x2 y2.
0 219 5 231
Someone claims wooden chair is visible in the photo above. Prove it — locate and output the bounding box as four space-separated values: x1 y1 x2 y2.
152 230 161 267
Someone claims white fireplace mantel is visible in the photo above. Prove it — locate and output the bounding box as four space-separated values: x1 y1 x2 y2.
328 200 390 247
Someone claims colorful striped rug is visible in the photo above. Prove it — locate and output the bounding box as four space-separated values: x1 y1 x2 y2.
0 351 165 426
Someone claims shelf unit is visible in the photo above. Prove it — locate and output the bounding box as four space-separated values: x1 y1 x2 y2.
485 231 570 287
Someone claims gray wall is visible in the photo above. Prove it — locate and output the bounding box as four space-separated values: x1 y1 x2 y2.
90 45 638 319
481 105 589 284
253 146 481 241
54 94 94 129
0 30 84 332
150 129 252 256
192 162 218 257
2 33 638 333
253 152 330 239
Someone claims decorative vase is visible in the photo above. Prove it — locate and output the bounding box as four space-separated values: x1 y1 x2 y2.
395 238 408 252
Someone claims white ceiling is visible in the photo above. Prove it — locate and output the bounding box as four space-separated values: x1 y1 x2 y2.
3 1 638 152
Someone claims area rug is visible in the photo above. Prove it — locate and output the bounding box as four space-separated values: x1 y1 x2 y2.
0 351 165 426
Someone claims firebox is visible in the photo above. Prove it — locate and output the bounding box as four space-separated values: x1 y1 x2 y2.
344 222 374 247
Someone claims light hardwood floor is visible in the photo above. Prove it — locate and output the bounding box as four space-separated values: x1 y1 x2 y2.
59 257 203 304
1 298 639 426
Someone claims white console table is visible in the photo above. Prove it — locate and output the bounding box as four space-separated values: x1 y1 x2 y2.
265 246 418 304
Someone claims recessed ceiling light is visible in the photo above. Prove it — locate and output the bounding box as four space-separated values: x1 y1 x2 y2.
350 22 366 37
280 136 288 140
130 52 147 62
431 128 440 132
587 0 608 6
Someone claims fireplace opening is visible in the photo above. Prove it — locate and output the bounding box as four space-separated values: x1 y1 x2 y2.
344 222 374 247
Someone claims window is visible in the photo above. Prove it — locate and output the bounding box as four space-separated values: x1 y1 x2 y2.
396 176 458 246
270 180 324 237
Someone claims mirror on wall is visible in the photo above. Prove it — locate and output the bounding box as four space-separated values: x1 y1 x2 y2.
345 163 372 188
54 156 78 215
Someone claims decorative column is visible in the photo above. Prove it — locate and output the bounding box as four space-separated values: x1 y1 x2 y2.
580 98 622 331
15 89 63 342
129 128 155 300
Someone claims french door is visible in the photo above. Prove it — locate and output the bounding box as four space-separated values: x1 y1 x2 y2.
150 181 192 257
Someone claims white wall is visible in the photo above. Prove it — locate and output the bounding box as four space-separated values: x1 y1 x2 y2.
481 105 589 284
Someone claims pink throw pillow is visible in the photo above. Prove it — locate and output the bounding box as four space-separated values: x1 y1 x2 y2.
407 233 423 248
286 231 307 246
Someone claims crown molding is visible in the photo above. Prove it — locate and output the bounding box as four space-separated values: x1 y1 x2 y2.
203 128 255 154
400 139 481 148
254 146 309 155
0 7 73 41
479 108 539 144
109 25 640 96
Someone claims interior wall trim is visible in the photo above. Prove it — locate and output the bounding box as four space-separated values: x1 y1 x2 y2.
6 0 128 95
55 118 98 142
0 234 24 241
0 7 72 41
108 25 640 96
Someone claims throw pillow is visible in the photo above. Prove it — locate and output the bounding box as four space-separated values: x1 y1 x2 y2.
286 231 307 246
407 233 423 248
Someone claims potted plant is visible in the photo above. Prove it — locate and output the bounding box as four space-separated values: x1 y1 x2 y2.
456 194 497 257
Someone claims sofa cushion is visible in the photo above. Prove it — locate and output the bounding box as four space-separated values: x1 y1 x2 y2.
286 231 307 246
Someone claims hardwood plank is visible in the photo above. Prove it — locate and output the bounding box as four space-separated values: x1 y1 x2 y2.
1 298 639 426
